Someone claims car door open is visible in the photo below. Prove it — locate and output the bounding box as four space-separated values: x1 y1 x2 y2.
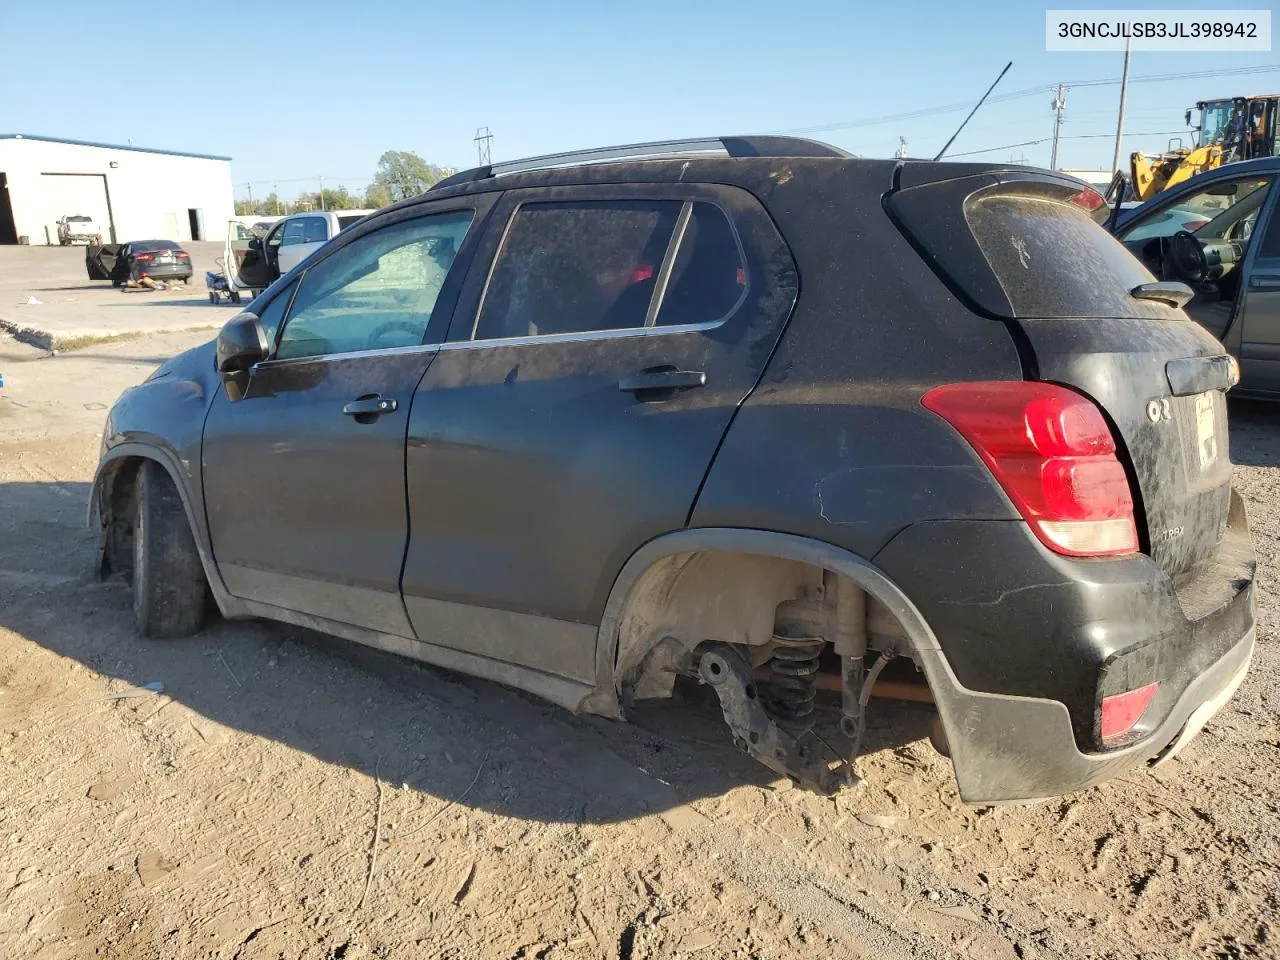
202 201 489 636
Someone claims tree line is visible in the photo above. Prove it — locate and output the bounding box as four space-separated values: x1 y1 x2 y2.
234 150 455 217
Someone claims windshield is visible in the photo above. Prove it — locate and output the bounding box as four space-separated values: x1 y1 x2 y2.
1200 101 1237 146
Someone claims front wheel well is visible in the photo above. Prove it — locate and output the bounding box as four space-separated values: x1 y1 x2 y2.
95 456 146 578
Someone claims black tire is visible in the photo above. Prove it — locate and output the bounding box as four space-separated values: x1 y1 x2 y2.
230 291 242 304
132 461 207 638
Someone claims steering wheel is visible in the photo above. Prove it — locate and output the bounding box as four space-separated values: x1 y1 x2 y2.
1169 230 1209 285
366 320 423 349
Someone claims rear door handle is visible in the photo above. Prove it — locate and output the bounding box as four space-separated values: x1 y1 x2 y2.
342 396 397 417
1249 275 1280 292
618 368 706 394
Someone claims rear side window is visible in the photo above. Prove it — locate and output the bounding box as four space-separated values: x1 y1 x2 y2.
473 199 747 340
338 215 365 230
965 192 1165 319
474 200 680 340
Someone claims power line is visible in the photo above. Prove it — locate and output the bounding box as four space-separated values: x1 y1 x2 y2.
771 63 1280 136
946 130 1187 159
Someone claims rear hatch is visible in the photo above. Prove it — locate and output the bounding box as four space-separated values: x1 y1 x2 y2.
889 167 1233 583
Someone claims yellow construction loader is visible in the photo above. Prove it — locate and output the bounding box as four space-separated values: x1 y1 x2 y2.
1129 94 1279 201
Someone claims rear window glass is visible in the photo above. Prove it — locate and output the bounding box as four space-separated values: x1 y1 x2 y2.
338 215 365 230
474 200 681 340
963 191 1168 319
134 239 180 251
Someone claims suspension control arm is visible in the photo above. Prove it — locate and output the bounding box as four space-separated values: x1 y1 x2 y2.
698 643 853 795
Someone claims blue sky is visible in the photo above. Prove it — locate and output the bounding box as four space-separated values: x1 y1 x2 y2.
3 0 1276 199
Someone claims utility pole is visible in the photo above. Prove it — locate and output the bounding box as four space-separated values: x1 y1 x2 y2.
1111 36 1133 174
1049 83 1068 170
247 183 253 206
474 126 493 165
895 136 908 159
318 176 326 211
274 185 281 215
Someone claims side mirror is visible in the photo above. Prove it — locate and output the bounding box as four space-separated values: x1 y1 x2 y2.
248 237 262 251
217 313 268 379
1185 108 1193 127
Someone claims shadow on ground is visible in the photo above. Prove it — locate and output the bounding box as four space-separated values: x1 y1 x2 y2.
1229 397 1280 467
0 479 935 827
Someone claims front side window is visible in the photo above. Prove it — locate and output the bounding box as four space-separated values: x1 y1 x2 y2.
281 218 308 247
255 278 298 344
472 199 747 340
274 210 473 361
301 217 329 243
1122 177 1273 243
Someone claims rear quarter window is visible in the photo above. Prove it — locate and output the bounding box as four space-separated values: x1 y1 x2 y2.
890 176 1175 320
965 192 1168 319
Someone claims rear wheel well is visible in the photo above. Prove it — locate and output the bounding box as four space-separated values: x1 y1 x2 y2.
612 547 915 705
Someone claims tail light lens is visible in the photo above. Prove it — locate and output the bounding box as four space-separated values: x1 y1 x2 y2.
133 252 153 262
922 381 1139 557
1100 681 1160 741
176 251 190 259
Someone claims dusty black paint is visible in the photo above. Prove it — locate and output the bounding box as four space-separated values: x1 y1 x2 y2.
90 144 1258 801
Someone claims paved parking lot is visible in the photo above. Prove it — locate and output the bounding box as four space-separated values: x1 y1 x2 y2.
0 252 1277 959
0 243 235 351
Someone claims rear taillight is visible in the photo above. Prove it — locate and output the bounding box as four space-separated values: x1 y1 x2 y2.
1100 681 1160 741
176 251 190 259
922 381 1139 558
133 252 153 262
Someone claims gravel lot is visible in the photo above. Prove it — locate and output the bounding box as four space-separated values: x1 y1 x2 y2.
0 310 1276 958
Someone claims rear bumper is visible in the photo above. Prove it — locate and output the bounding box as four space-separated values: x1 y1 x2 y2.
133 263 191 280
917 626 1252 803
874 489 1256 803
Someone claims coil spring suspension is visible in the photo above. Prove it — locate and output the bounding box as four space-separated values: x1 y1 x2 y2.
764 595 829 726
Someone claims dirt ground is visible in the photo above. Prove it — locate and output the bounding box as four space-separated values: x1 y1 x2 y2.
0 325 1277 960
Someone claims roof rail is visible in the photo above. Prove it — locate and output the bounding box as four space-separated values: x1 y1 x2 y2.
430 135 850 191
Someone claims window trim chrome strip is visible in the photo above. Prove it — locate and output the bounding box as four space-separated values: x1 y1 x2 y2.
249 317 724 370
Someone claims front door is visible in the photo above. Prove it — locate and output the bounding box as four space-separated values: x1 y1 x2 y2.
225 220 276 292
203 200 486 636
401 184 798 676
1236 188 1280 392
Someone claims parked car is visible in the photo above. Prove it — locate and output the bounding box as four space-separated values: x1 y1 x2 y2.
91 136 1254 804
117 240 193 285
223 209 374 297
57 214 102 245
1111 156 1280 396
84 239 193 285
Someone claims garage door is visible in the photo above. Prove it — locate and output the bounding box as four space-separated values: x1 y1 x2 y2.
40 174 112 244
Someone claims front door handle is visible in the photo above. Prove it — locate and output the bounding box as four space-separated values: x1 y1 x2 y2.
342 395 397 417
1249 275 1280 292
618 367 707 394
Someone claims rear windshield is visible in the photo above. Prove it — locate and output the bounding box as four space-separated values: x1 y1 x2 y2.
133 239 180 251
337 215 365 230
965 192 1167 319
68 216 92 222
891 178 1173 320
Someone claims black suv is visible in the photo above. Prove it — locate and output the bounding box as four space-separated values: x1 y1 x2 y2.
91 136 1255 803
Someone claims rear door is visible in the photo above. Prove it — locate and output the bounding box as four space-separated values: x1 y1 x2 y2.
401 183 797 675
892 174 1234 582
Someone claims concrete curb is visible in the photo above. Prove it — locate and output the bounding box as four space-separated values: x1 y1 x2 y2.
0 315 221 352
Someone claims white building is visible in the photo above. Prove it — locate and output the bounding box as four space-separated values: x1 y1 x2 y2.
0 134 234 246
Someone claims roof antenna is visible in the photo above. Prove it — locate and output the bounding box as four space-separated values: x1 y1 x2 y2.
933 61 1013 161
